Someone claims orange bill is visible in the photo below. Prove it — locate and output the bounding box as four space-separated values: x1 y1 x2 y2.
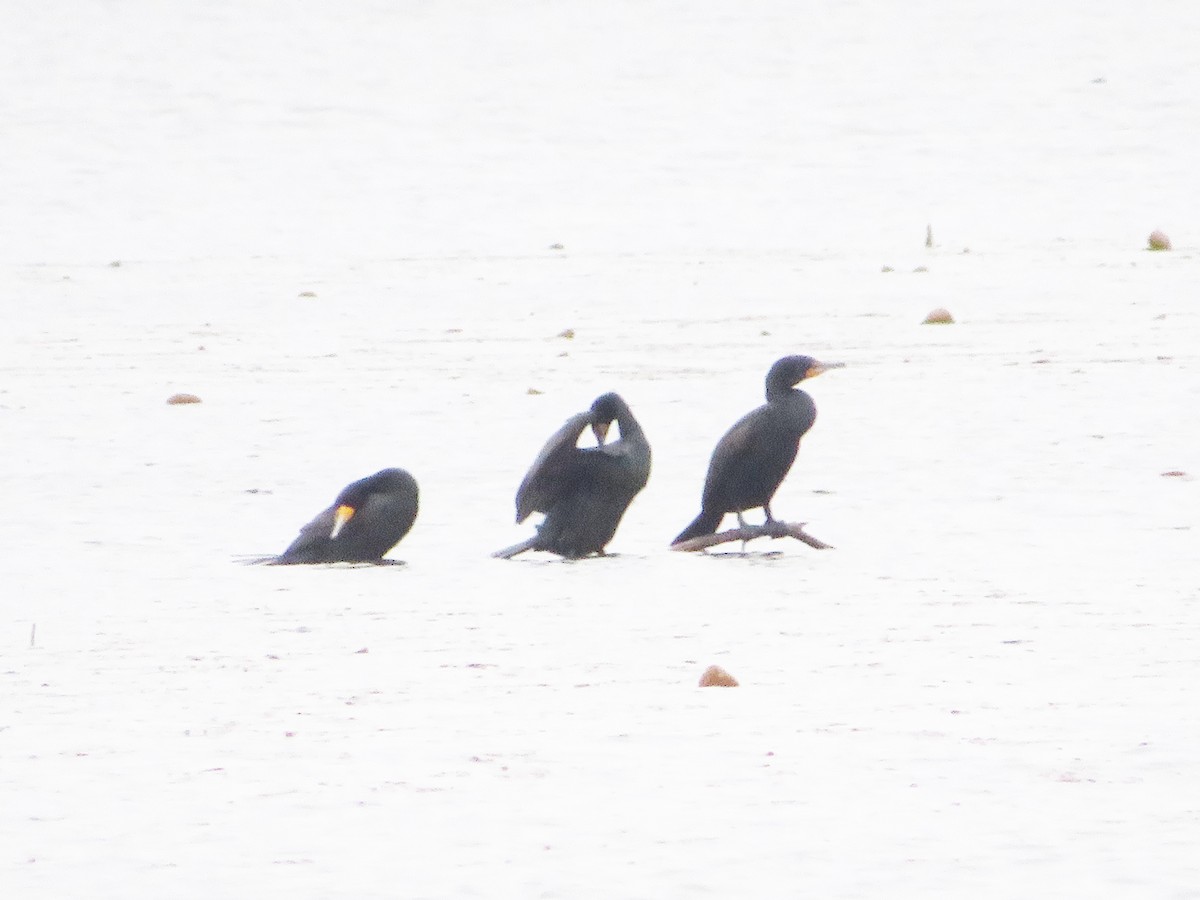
806 360 846 378
330 504 356 539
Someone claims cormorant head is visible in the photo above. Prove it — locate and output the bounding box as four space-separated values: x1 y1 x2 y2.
765 355 844 398
329 469 418 538
588 392 625 445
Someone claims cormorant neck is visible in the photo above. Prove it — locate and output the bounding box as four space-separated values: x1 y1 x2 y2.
612 400 644 441
765 382 800 402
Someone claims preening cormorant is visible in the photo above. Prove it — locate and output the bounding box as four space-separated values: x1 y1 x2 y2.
672 355 842 545
272 467 419 564
498 392 651 559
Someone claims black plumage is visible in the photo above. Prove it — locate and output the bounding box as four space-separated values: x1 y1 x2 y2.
498 392 651 559
272 467 419 564
673 355 842 545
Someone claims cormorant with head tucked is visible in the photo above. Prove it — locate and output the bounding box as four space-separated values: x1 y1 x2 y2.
272 467 419 564
497 392 651 559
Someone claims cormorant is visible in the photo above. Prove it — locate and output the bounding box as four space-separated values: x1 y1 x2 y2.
272 467 419 564
672 356 842 545
497 392 651 559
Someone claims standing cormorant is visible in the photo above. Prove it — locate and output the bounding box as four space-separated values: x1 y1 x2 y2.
272 468 419 564
672 356 842 545
497 392 651 559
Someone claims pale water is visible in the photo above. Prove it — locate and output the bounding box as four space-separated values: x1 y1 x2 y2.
3 1 1199 897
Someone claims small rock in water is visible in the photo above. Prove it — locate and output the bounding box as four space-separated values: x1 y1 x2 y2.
922 307 955 324
1147 230 1171 251
166 393 202 405
698 665 739 687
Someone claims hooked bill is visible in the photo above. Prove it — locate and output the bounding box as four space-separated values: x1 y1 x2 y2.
807 360 845 378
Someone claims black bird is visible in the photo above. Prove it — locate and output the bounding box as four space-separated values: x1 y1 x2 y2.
673 355 842 545
272 468 419 564
496 392 651 559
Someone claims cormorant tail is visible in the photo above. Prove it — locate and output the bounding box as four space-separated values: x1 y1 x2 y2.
672 509 723 546
492 536 540 559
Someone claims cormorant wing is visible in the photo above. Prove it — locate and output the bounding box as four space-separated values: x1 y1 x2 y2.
277 504 338 563
515 411 593 522
342 491 415 558
701 407 763 501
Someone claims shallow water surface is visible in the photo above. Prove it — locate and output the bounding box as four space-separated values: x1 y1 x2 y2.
3 1 1200 897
